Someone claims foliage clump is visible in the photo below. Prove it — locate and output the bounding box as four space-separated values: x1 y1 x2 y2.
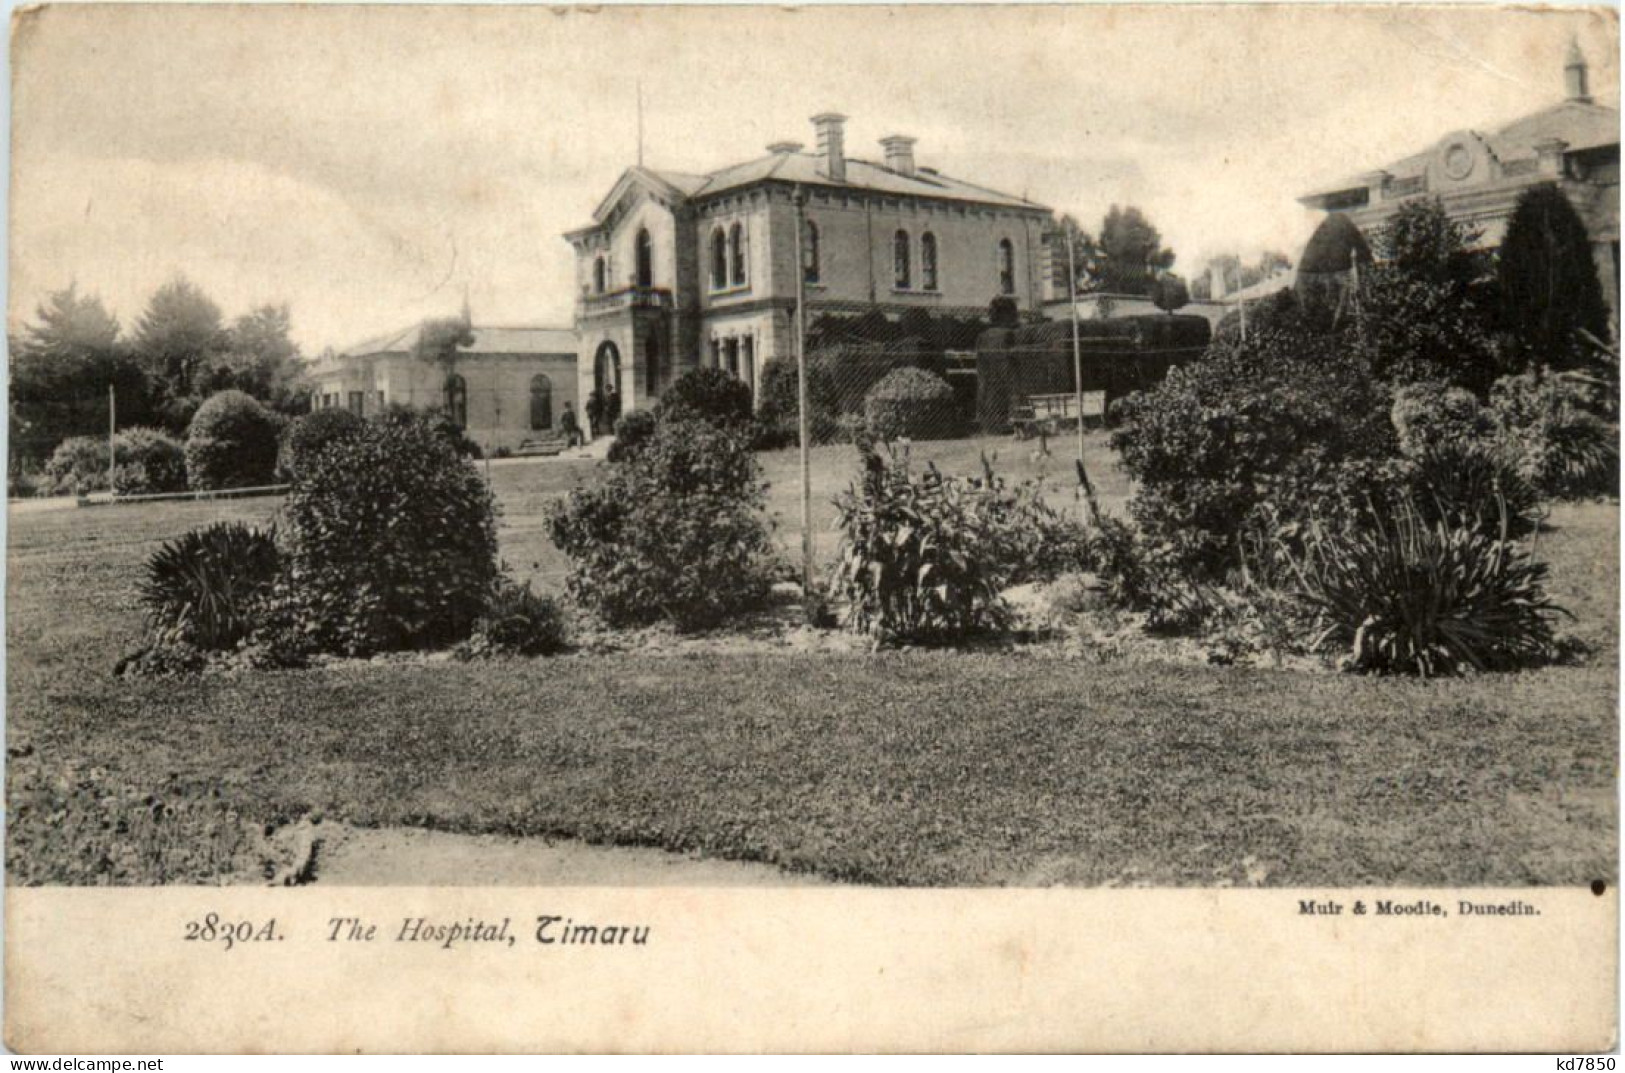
276 409 499 656
185 390 284 491
547 416 779 631
863 366 960 441
659 367 755 431
137 521 279 650
276 408 366 482
460 578 569 659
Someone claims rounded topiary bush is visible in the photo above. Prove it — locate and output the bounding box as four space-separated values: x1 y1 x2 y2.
185 390 283 490
659 367 754 430
863 367 958 441
277 408 366 481
43 436 113 495
276 410 499 656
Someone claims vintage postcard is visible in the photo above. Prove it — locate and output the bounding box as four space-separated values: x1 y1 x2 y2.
4 2 1619 1054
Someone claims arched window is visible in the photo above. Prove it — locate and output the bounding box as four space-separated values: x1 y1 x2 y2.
894 230 912 289
729 223 747 287
804 219 821 284
443 373 468 430
921 232 939 291
998 238 1015 296
529 374 553 431
593 256 607 295
710 228 728 290
635 228 653 288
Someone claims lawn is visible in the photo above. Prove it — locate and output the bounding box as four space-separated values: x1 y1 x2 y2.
5 437 1616 886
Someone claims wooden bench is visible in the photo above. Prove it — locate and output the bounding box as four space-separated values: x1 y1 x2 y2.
1010 391 1106 439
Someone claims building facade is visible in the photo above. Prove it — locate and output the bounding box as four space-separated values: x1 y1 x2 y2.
1299 42 1619 327
308 324 579 454
565 113 1057 413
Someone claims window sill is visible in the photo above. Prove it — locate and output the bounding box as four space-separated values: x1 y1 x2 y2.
890 288 942 297
709 284 753 298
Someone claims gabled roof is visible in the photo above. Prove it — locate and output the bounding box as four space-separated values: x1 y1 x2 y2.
339 323 577 358
1303 97 1620 199
571 149 1049 235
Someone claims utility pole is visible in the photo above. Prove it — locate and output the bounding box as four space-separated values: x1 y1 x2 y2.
793 185 813 598
107 382 116 497
1066 226 1085 467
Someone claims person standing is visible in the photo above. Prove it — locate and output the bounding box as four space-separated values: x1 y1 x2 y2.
560 401 582 448
585 389 604 440
604 383 622 432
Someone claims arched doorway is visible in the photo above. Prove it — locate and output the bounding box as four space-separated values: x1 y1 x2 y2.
594 340 622 397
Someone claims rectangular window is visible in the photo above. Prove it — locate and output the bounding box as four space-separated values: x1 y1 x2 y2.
348 391 365 416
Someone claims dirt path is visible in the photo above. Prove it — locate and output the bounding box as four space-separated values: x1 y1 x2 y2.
311 824 830 887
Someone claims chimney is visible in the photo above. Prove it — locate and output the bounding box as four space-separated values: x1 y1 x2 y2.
811 113 848 182
1566 38 1592 103
880 135 918 178
767 140 804 155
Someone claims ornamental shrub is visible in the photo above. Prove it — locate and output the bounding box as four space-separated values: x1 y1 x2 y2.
137 521 279 650
863 367 959 441
460 577 568 658
1490 369 1618 500
546 418 778 631
276 408 365 481
43 436 113 495
1112 324 1395 575
1275 496 1565 677
828 443 1012 644
756 355 844 446
659 367 754 430
277 410 499 655
113 427 188 495
607 408 660 463
1390 381 1495 456
44 427 188 496
184 390 283 491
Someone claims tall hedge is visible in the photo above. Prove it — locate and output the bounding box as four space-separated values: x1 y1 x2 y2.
184 390 282 490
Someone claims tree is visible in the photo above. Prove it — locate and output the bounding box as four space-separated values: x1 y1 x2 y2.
1151 274 1190 315
1353 199 1503 395
1497 184 1611 371
131 276 229 427
414 314 475 374
9 284 149 468
1095 205 1176 296
210 304 308 413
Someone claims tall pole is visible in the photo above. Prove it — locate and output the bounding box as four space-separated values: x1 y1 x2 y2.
107 382 116 496
1066 227 1085 465
793 186 813 598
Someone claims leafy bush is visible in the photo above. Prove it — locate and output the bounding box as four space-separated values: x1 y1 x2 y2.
1112 324 1395 575
1390 381 1495 455
863 367 959 441
1491 369 1618 500
461 578 568 658
43 427 188 496
546 418 778 631
1275 497 1565 677
607 408 660 463
964 453 1091 586
185 390 283 491
659 367 754 430
277 408 365 481
374 403 482 459
137 521 279 650
1408 438 1541 541
829 443 1012 644
756 355 845 446
43 435 113 495
278 410 499 656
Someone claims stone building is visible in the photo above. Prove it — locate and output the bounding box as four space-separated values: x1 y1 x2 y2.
565 113 1056 413
1299 41 1619 327
308 323 579 454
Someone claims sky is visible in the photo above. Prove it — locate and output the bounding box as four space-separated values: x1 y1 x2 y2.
8 3 1618 354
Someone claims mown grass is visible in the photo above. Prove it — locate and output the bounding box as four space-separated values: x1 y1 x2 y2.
5 440 1615 886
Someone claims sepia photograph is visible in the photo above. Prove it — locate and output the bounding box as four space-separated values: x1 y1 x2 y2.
3 1 1619 1054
